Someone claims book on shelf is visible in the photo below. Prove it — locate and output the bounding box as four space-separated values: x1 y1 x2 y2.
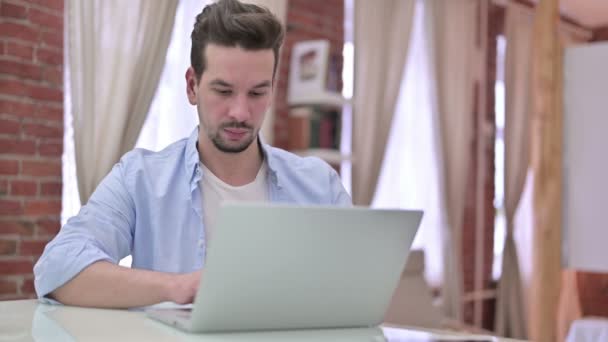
287 106 341 151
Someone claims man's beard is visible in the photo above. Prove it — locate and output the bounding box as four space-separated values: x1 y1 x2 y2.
209 122 256 153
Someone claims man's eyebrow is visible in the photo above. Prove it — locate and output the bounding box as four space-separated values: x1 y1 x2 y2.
252 81 272 89
209 79 232 87
208 80 271 89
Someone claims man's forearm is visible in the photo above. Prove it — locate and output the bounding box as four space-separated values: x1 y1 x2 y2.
50 261 179 309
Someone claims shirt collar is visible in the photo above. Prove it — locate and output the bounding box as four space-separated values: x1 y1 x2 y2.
184 126 281 187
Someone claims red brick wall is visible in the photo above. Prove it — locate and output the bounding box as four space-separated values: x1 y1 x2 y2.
0 0 63 300
273 0 344 149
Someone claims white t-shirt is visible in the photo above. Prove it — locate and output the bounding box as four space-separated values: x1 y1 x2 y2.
199 161 269 243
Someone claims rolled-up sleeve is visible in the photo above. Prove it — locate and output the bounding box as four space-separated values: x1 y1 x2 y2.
34 158 135 300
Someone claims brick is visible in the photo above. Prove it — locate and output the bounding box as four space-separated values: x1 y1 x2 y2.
21 160 61 177
0 159 19 175
0 279 18 295
24 199 61 216
38 141 62 157
0 118 20 135
0 99 37 117
6 41 34 60
42 67 62 86
36 219 60 236
0 79 30 98
23 122 62 138
0 238 18 255
0 79 62 102
0 22 38 42
29 84 63 102
40 181 61 195
0 179 7 195
40 30 62 49
0 60 43 81
36 47 62 65
0 260 33 275
28 8 62 30
0 220 35 235
0 2 27 19
0 293 29 300
20 277 35 294
20 239 48 256
0 139 37 155
10 180 37 197
0 199 23 215
24 0 63 12
35 104 63 121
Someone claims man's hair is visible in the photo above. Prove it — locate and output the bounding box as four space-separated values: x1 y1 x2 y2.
190 0 285 80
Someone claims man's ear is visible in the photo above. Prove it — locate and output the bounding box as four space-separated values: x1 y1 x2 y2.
185 67 199 105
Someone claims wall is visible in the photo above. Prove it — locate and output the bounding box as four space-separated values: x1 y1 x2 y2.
0 0 63 300
273 0 344 149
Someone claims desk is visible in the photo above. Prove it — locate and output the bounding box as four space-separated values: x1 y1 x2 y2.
0 300 523 341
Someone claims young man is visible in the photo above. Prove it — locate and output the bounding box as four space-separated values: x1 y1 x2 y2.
34 0 350 309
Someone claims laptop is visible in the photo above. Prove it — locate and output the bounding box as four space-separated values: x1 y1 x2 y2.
147 203 422 333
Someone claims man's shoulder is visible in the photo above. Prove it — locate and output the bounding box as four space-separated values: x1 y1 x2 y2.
119 137 190 175
265 146 335 175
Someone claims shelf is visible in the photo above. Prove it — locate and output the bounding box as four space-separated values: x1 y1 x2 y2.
292 148 353 165
288 92 350 109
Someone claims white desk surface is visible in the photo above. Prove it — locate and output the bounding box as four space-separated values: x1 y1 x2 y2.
0 300 524 341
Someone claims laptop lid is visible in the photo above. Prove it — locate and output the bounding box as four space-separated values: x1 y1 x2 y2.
189 203 423 333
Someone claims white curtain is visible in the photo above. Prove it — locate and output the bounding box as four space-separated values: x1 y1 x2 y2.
426 0 478 321
67 0 178 204
494 4 532 338
373 0 445 287
352 0 416 206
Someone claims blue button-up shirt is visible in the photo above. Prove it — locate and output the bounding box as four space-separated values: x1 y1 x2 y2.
34 128 351 299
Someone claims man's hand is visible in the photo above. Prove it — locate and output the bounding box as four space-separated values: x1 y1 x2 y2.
167 270 202 304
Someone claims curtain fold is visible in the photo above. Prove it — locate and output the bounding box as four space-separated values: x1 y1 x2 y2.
68 0 178 204
351 0 415 206
426 0 478 321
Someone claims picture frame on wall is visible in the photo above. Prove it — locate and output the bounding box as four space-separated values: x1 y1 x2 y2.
288 40 331 105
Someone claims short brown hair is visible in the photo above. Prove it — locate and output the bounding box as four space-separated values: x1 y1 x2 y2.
190 0 285 80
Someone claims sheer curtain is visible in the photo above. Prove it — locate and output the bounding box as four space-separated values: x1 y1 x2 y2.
351 0 415 205
63 0 205 222
372 0 444 287
426 0 478 321
135 0 209 151
67 0 177 204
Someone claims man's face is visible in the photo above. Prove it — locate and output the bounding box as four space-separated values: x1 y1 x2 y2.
186 44 274 154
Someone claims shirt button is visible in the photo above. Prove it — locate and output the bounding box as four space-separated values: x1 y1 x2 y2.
198 239 204 248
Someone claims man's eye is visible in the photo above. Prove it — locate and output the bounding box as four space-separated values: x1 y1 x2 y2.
214 89 232 96
249 91 266 98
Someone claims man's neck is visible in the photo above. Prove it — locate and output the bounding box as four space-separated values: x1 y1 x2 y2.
197 134 263 187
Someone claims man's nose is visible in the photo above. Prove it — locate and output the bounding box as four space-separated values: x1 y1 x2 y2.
227 95 251 122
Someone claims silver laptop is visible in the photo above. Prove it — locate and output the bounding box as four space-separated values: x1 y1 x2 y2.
147 203 422 333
